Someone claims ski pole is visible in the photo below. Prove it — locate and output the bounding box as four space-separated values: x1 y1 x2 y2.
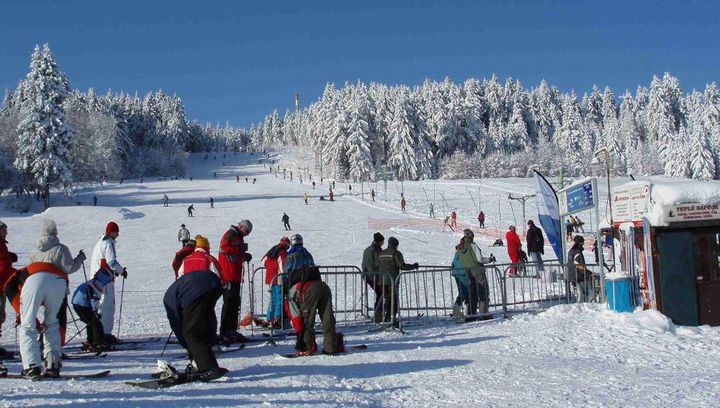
67 301 83 339
160 330 174 358
117 273 126 340
81 259 89 284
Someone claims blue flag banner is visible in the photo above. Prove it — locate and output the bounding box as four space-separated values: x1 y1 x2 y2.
533 170 563 263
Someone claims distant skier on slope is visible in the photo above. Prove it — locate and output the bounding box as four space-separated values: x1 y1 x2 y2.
282 213 291 230
187 204 195 217
178 224 190 245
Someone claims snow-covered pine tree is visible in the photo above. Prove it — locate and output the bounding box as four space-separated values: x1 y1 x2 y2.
665 125 690 178
556 91 586 176
689 124 716 180
14 44 76 208
388 89 418 180
346 86 373 182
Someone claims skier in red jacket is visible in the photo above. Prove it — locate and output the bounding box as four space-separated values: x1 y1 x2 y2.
217 220 253 343
505 226 522 276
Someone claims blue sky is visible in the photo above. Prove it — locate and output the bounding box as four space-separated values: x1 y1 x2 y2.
1 0 718 128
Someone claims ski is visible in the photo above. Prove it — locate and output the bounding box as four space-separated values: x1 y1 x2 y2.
276 344 368 359
64 351 108 359
64 337 161 350
0 370 110 380
66 343 143 356
172 344 245 361
127 370 228 389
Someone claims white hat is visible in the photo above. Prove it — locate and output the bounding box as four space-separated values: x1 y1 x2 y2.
238 219 253 233
41 219 58 237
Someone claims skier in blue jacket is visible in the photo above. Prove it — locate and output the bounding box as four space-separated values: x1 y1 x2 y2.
71 269 114 351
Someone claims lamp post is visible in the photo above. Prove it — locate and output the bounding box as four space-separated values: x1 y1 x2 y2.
592 148 615 302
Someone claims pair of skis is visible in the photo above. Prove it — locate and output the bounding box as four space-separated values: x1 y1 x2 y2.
0 370 110 380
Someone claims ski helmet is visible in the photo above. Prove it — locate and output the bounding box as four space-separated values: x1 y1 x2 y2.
463 229 474 239
290 233 303 246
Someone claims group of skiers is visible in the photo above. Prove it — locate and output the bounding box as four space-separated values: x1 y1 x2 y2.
0 219 126 380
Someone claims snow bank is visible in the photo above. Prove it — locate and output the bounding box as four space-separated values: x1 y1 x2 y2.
647 180 720 225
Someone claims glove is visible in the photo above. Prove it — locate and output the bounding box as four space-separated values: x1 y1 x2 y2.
122 268 128 279
77 250 86 262
244 253 253 263
9 252 18 263
412 263 419 270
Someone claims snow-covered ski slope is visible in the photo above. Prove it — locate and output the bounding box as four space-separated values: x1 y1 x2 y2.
1 153 719 407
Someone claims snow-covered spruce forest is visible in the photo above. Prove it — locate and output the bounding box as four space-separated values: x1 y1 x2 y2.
256 75 719 182
1 44 719 209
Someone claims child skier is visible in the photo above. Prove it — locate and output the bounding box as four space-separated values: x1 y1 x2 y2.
71 269 114 351
261 237 290 328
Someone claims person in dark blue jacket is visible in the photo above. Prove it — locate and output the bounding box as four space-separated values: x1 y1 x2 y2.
71 269 113 351
163 237 226 382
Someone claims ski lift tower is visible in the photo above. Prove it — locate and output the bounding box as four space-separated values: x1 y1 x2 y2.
508 193 535 233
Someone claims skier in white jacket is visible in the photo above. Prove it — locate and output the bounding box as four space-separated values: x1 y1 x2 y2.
91 221 126 344
20 219 84 379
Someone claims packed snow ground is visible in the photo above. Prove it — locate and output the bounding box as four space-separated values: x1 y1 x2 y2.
1 153 719 407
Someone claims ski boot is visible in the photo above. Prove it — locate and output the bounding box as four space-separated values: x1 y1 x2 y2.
295 337 317 357
22 366 43 381
196 367 228 382
238 313 253 327
219 331 246 345
104 334 120 345
45 363 61 378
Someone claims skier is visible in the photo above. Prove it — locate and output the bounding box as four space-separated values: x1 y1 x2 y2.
574 216 585 233
282 213 291 231
245 177 249 183
329 190 334 201
565 218 574 241
187 204 195 217
217 220 253 343
93 195 98 206
443 215 454 232
236 175 239 183
164 235 228 381
71 268 113 351
252 178 256 184
312 181 316 190
284 234 345 356
361 233 387 323
478 211 485 229
91 221 126 344
429 203 435 218
505 226 522 277
450 251 469 318
450 211 457 229
567 235 591 302
178 224 191 245
172 239 196 279
370 189 375 202
0 220 18 358
163 194 169 207
140 177 144 183
260 237 290 328
526 220 545 274
400 198 406 212
348 185 352 194
209 197 214 209
20 219 85 379
377 237 419 325
304 192 309 205
455 229 494 319
119 177 124 184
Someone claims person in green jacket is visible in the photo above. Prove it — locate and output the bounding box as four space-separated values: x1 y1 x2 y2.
455 229 494 319
377 237 418 325
361 232 386 323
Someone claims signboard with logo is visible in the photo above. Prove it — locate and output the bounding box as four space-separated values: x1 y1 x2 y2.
666 203 720 223
558 178 597 216
613 182 651 222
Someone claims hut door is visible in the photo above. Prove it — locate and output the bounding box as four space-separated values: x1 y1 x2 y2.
656 231 699 325
693 230 720 326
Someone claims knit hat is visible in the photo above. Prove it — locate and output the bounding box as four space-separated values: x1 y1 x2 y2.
195 235 210 250
238 219 253 234
388 237 399 247
463 229 474 239
186 239 197 247
0 220 6 230
41 219 57 237
573 235 585 244
373 232 385 243
106 221 119 235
